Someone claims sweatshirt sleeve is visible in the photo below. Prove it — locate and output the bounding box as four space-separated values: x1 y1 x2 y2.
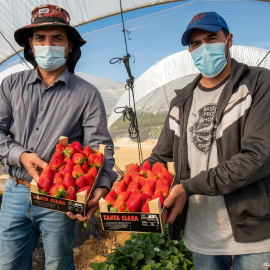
181 69 270 197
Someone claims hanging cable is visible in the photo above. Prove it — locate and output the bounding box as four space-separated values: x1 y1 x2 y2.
113 164 125 177
257 50 270 67
110 0 143 164
0 31 32 69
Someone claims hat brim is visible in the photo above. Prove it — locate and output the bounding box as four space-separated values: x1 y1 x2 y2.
14 22 86 48
181 25 222 46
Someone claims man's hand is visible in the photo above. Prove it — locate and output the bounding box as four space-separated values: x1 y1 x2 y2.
20 152 48 182
164 184 187 224
67 186 109 221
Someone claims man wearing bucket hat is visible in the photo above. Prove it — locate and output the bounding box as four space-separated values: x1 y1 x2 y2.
146 11 270 269
0 4 117 269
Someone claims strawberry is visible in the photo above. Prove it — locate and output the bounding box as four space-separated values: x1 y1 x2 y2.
84 173 95 187
142 178 156 191
139 160 151 176
59 164 73 177
52 151 64 161
55 143 66 154
111 198 126 212
87 166 98 178
105 190 117 206
50 155 64 170
63 157 74 167
129 163 140 174
156 186 170 198
63 173 75 188
141 198 150 213
156 177 171 190
152 190 165 207
112 180 126 195
117 190 131 201
63 146 77 158
159 169 173 184
65 186 76 201
147 170 158 183
75 176 86 189
81 160 89 173
72 164 85 179
72 152 85 165
152 163 165 178
38 176 51 193
53 172 63 184
126 193 142 212
77 186 91 197
127 181 139 193
40 165 54 183
82 145 92 158
49 183 67 198
70 141 82 152
141 193 151 208
141 184 154 198
122 174 131 186
130 189 142 198
88 153 103 168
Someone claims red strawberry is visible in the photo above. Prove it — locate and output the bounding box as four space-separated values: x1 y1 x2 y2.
63 146 77 158
141 198 150 213
142 178 156 191
63 173 75 188
156 186 170 198
126 193 142 212
49 183 67 198
88 153 103 168
84 173 95 187
130 189 142 198
75 176 86 189
52 151 64 161
40 166 54 183
38 176 51 193
63 157 74 167
72 164 85 179
65 186 76 201
117 190 131 201
111 198 126 212
59 164 73 177
152 190 165 207
127 181 139 193
55 143 66 154
156 177 171 190
147 170 158 183
72 153 85 165
152 163 165 178
82 145 92 158
141 184 154 198
105 190 117 206
139 160 151 176
81 160 89 173
50 155 64 170
123 174 131 186
141 193 151 208
129 163 140 174
112 180 126 195
53 172 63 184
77 186 91 197
160 169 173 184
70 141 82 152
87 166 98 178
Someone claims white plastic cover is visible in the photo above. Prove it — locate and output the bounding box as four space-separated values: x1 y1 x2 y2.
108 45 270 127
0 0 181 65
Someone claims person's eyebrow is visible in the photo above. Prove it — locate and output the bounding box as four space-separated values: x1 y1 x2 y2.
189 32 219 46
33 33 64 38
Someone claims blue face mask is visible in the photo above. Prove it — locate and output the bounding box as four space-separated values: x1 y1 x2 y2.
33 43 68 71
191 39 228 78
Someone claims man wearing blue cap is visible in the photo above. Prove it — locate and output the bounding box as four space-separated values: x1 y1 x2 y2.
147 11 270 269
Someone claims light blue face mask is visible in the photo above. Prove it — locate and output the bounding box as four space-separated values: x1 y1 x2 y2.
191 39 228 78
33 43 68 71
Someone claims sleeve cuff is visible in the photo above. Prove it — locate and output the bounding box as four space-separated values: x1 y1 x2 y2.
96 169 118 191
8 145 29 167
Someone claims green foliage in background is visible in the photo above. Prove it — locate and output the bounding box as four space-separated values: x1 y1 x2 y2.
90 227 194 270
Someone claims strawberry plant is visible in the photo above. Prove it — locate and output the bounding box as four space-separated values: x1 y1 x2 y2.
90 228 194 270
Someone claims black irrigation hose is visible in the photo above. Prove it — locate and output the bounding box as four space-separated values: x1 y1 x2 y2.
257 50 270 67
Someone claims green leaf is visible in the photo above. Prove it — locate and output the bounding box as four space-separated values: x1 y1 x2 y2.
90 263 100 270
108 265 115 270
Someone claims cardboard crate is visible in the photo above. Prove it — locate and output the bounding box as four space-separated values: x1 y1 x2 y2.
30 136 106 215
99 162 175 233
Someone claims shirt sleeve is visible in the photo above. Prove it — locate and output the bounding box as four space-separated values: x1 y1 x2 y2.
82 86 118 191
0 77 29 168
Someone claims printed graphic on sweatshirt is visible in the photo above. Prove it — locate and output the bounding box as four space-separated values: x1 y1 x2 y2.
189 104 217 155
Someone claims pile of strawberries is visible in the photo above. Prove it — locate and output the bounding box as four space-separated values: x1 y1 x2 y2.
37 141 103 200
104 161 173 213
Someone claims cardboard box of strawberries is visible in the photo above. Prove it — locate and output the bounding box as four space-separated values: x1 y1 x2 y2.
99 160 175 233
30 136 105 215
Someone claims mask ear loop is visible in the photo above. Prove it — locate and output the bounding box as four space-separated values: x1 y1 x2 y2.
224 36 229 61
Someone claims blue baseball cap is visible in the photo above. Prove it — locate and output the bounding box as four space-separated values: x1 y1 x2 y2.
181 12 229 46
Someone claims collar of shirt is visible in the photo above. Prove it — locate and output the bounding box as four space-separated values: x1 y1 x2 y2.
28 67 71 87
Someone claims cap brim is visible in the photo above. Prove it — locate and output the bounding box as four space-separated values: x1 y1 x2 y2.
181 25 222 46
14 23 86 47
